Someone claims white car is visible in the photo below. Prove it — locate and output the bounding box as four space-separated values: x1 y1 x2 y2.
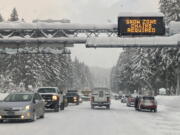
91 87 111 109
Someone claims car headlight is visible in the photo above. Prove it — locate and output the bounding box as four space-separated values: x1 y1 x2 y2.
25 105 30 111
73 97 77 100
52 95 58 101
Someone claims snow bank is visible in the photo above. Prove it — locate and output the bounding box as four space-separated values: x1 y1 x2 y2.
0 93 8 101
156 95 180 111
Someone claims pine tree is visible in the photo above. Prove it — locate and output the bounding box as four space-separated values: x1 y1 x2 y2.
160 0 180 23
9 8 19 21
0 14 3 22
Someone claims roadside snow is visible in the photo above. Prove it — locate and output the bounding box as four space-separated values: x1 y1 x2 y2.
156 95 180 111
0 93 8 100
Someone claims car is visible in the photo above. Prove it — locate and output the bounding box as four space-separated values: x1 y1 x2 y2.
137 96 157 112
66 90 80 105
37 87 65 112
114 95 120 100
81 95 90 101
0 92 45 123
126 95 136 107
91 87 111 109
121 95 128 103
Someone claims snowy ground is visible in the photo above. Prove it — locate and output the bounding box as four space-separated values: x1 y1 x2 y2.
0 96 180 135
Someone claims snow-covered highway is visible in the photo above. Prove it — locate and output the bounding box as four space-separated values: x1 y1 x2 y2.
0 98 180 135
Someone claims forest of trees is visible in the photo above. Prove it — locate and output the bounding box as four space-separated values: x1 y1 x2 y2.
111 0 180 95
0 8 93 92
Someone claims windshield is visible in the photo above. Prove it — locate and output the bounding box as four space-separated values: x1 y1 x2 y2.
38 88 56 93
4 94 33 102
66 93 78 96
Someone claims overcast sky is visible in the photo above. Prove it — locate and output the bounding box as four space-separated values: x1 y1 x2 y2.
0 0 160 68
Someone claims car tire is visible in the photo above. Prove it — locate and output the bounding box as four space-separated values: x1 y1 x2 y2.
40 112 45 118
154 108 157 112
60 103 65 110
106 105 110 109
30 113 37 122
54 107 60 112
0 120 3 123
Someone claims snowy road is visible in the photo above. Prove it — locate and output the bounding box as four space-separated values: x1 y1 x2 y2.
0 99 180 135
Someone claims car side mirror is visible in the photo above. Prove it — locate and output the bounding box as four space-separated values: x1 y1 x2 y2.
59 91 63 94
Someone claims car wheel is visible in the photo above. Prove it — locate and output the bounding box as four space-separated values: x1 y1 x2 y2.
54 107 60 112
0 120 3 123
31 113 37 122
40 112 45 118
60 103 65 110
154 108 157 112
106 105 110 109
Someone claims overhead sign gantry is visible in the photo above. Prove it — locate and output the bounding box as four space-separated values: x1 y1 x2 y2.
0 12 180 50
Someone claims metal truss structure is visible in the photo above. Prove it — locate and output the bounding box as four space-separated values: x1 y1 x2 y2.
0 22 117 49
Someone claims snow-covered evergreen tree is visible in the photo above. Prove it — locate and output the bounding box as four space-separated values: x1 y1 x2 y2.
0 14 3 22
160 0 180 23
9 8 19 21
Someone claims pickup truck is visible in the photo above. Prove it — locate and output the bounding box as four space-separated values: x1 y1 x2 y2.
37 87 65 112
91 87 111 109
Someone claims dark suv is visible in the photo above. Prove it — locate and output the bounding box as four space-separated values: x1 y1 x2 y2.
66 90 80 105
37 87 65 112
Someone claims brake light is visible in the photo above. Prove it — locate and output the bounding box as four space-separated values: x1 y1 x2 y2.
91 97 94 102
141 101 144 105
107 97 110 102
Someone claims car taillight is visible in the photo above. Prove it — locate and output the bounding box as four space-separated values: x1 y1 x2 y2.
129 98 134 102
141 101 144 105
107 97 110 102
91 97 94 102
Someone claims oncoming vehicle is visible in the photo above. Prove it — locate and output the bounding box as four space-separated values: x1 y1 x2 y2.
66 90 80 105
137 96 157 112
0 92 45 123
91 87 111 109
37 87 65 112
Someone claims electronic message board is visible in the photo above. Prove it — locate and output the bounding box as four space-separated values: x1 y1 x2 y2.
118 16 165 36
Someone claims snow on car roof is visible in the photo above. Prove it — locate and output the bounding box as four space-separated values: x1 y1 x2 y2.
118 12 164 17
